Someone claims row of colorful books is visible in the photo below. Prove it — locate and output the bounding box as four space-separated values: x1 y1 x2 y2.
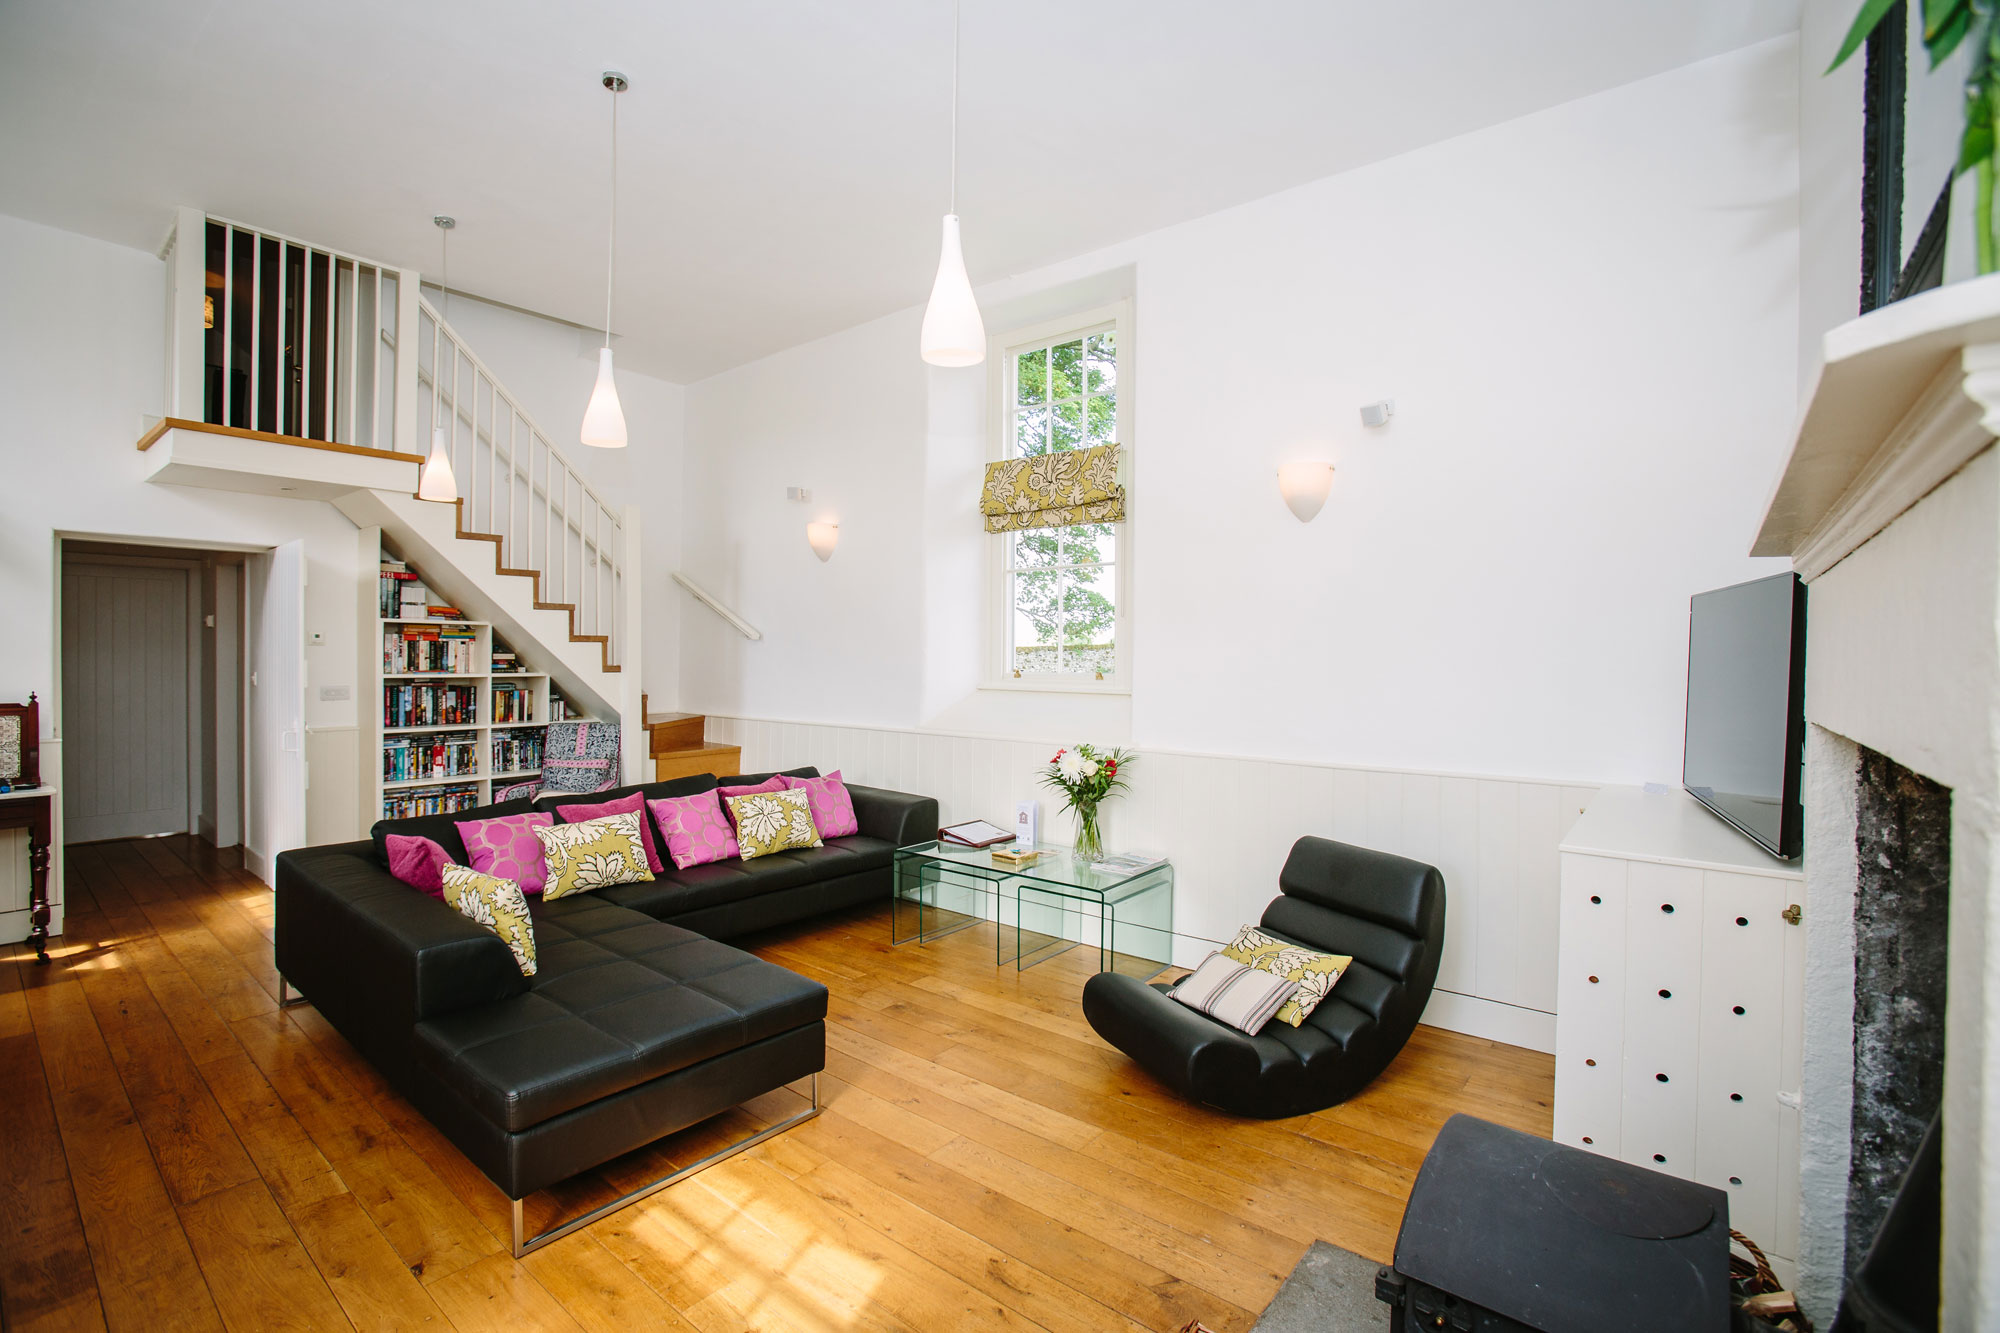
490 731 544 774
383 682 480 728
491 684 536 724
383 623 479 674
383 733 479 783
381 784 481 821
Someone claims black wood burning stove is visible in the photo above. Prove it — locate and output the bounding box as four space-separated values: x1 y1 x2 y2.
1377 1115 1733 1332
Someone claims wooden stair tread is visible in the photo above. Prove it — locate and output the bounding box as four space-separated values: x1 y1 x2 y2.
645 711 703 726
654 741 735 757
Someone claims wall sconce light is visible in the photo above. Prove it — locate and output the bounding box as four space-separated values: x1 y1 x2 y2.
1277 462 1335 523
806 521 839 562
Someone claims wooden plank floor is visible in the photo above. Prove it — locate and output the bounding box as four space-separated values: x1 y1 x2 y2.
1 835 1552 1332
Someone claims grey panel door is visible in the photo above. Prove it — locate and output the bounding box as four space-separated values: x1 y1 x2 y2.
62 562 192 842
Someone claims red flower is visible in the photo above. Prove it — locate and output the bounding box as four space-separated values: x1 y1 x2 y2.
1052 750 1064 763
1106 760 1117 774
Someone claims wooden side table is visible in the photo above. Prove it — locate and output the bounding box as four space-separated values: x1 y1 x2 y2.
0 785 56 964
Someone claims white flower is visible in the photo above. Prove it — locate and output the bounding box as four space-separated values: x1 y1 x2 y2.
1057 752 1085 782
1081 759 1099 778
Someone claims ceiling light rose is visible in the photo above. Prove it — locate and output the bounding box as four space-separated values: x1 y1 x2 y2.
418 215 459 503
1277 461 1335 523
582 71 629 448
806 521 839 562
920 1 985 366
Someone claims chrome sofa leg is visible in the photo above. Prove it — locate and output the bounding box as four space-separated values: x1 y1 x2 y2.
276 975 309 1007
508 1074 824 1258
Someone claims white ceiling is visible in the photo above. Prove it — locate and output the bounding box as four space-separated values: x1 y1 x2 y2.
0 1 1798 382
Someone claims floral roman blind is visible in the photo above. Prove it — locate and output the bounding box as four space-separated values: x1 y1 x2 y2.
979 443 1126 534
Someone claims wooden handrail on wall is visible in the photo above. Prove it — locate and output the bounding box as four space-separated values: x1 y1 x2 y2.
672 573 762 641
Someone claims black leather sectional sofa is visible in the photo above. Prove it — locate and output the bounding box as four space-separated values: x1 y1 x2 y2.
274 767 936 1255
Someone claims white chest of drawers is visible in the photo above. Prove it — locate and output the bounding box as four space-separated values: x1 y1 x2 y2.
1555 786 1806 1278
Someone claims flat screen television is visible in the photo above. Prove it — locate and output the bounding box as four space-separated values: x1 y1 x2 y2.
1682 571 1807 859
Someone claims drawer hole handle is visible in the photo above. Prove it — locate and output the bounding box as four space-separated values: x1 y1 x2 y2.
1736 916 1749 927
1655 1073 1669 1083
1588 975 1599 984
1585 1058 1597 1067
1733 1005 1746 1016
1653 1153 1667 1163
1658 988 1672 999
1731 1093 1744 1102
1582 1135 1594 1145
1661 903 1675 914
1590 895 1602 905
1730 1176 1743 1186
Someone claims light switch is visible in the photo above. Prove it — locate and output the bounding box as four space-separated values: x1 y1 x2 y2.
319 685 351 702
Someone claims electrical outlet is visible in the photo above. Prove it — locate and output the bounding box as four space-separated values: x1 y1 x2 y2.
308 630 325 646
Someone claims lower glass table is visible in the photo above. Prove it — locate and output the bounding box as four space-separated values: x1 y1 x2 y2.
892 840 1174 977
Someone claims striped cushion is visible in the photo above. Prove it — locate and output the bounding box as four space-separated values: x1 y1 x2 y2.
1168 952 1298 1035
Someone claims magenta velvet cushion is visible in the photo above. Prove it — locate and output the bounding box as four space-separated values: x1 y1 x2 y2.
780 770 860 838
384 833 455 898
648 790 740 869
552 790 665 874
717 776 786 825
456 811 555 895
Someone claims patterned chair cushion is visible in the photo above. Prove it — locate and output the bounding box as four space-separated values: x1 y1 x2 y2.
1222 925 1353 1027
540 721 621 795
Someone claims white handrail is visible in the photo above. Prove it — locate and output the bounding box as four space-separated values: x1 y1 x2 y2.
672 573 762 641
418 296 626 666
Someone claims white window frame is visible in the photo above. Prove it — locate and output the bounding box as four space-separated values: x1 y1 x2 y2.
984 300 1133 693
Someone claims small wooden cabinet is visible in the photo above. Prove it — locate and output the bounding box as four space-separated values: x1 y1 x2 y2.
1556 786 1805 1281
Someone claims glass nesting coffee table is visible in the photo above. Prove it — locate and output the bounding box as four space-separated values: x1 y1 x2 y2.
892 841 1174 978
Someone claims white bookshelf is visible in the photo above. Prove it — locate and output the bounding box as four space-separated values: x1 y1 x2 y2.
369 543 588 821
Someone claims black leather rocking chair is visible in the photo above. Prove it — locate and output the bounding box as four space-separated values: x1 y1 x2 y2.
1081 835 1446 1118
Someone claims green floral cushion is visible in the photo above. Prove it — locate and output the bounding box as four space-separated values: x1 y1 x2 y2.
532 811 655 900
1221 925 1352 1027
726 787 823 860
439 863 537 976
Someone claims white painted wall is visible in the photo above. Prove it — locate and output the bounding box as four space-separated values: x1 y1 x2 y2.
683 38 1800 786
677 39 1803 1043
423 292 686 712
0 211 368 886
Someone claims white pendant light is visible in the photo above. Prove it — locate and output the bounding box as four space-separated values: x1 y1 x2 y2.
418 216 459 503
581 71 629 449
920 0 985 366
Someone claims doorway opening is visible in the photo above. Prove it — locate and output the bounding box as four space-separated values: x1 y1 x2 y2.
58 539 250 848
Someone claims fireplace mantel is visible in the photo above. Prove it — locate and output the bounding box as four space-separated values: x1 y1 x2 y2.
1755 274 2000 1329
1757 271 2000 579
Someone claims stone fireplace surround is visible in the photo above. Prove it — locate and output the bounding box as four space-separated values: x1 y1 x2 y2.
1756 274 2000 1327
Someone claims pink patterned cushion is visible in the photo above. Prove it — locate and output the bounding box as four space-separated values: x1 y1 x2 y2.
552 791 665 874
384 834 455 898
781 770 859 839
648 790 740 869
456 811 555 895
717 776 786 825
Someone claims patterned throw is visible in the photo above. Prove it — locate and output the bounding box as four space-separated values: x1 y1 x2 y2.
1222 926 1353 1028
539 721 621 795
1169 952 1299 1035
727 787 823 860
979 443 1125 534
439 864 538 976
533 812 655 900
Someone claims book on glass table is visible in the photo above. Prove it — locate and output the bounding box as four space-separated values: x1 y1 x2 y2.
939 820 1013 848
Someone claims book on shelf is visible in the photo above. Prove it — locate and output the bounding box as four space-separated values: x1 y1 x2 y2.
490 683 536 724
382 783 481 821
382 681 478 728
382 732 479 782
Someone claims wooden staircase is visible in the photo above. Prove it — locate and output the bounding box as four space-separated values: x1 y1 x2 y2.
451 499 620 673
642 697 741 782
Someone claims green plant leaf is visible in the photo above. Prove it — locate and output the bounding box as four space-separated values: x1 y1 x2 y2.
1927 1 1972 64
1830 0 1906 71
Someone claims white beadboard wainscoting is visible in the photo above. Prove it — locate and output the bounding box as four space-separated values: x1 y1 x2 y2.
709 715 1597 1052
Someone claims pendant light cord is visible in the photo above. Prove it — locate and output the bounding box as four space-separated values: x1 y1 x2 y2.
950 0 960 215
436 226 448 430
605 85 617 349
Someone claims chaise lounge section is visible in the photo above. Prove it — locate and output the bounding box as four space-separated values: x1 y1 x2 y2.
274 767 936 1254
